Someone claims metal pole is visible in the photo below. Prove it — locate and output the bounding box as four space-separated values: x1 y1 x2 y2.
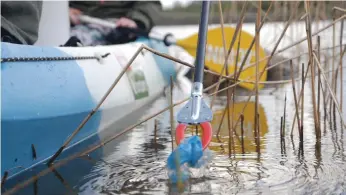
193 1 210 83
176 0 213 124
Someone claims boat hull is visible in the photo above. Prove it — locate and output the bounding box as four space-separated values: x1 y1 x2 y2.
1 38 180 179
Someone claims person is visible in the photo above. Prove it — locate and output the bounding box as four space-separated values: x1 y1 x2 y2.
68 1 162 46
1 1 42 45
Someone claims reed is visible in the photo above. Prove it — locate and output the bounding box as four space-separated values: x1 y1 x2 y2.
333 6 346 13
241 114 245 154
313 52 346 128
228 2 299 140
33 177 38 195
212 1 274 101
154 119 158 149
305 0 321 139
230 20 243 155
254 0 261 151
216 106 227 142
276 14 346 54
317 36 321 127
339 18 344 112
1 171 8 190
50 168 76 195
331 13 336 114
283 93 287 137
170 76 174 152
289 60 301 137
204 18 346 94
47 45 147 165
217 0 234 157
280 116 284 141
209 1 248 109
31 144 37 160
301 63 305 143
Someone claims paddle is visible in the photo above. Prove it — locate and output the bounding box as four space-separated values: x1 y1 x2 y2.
78 15 268 91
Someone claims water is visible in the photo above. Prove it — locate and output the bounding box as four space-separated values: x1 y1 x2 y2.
5 69 345 194
3 22 346 194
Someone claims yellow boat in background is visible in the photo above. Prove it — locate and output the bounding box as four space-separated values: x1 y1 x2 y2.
178 26 268 91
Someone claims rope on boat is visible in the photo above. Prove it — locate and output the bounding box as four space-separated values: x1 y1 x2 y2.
0 53 111 63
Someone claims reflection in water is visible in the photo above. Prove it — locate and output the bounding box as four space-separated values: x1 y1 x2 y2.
208 101 269 156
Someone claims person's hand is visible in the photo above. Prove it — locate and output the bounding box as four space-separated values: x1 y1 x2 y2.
115 17 138 29
69 8 82 25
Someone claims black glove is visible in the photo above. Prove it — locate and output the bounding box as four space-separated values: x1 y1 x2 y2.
105 26 149 45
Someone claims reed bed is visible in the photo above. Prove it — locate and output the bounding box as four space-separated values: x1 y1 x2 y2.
2 1 346 195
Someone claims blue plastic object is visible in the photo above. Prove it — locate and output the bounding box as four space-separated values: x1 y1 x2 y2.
166 136 205 183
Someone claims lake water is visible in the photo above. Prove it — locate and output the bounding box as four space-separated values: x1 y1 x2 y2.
2 21 346 195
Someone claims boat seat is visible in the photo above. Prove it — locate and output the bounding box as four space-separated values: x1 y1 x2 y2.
34 1 70 46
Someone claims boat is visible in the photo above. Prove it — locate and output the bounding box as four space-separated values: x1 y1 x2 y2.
0 36 192 181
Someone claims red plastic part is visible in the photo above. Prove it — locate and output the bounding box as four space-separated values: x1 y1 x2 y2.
175 122 212 150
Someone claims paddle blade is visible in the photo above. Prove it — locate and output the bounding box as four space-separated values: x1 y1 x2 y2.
176 26 268 91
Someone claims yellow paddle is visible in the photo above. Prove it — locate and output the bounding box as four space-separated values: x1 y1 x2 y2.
79 15 268 90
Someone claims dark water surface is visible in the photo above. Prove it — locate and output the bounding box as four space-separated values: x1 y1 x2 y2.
3 56 346 195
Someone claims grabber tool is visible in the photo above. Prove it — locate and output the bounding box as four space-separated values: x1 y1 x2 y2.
175 0 213 151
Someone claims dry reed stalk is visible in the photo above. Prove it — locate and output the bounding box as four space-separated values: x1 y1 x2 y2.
1 172 8 189
218 1 274 91
331 14 336 113
333 7 346 13
217 0 234 157
230 21 243 154
33 177 38 195
209 1 248 109
251 1 297 46
207 40 345 95
154 119 158 148
208 46 346 101
283 93 287 137
317 36 321 127
216 106 227 142
313 52 346 128
214 2 248 144
301 63 305 143
305 1 321 138
235 44 346 83
289 60 301 137
254 0 261 152
47 45 146 165
227 3 299 138
276 14 346 54
50 168 76 195
280 116 284 141
241 114 245 154
170 76 174 152
314 1 320 32
339 18 344 111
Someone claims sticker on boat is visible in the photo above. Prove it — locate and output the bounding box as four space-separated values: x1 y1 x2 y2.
114 52 149 99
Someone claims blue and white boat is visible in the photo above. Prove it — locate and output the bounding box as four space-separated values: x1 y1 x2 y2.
1 36 193 182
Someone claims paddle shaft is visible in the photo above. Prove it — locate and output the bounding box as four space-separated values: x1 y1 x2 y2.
193 1 210 83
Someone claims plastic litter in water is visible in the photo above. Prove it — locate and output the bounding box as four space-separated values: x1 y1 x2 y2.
166 135 213 183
